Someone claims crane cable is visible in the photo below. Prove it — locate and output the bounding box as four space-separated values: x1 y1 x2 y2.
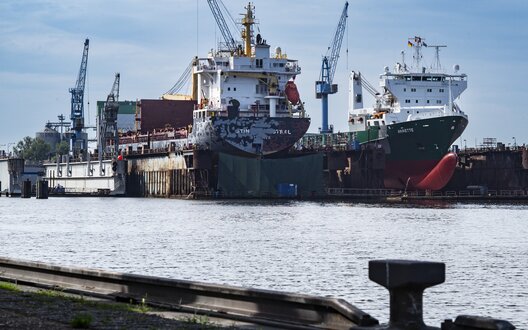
165 60 193 95
360 74 379 97
219 0 240 35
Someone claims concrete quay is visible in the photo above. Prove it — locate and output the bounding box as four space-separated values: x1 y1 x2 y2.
0 257 515 329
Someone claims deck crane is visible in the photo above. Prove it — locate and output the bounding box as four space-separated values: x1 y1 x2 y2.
315 2 348 134
206 0 239 54
69 38 89 158
98 73 120 161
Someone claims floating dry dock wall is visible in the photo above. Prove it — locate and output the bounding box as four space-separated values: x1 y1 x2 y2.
445 148 528 191
0 257 515 329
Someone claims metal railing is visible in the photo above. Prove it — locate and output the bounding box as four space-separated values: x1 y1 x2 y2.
0 257 377 329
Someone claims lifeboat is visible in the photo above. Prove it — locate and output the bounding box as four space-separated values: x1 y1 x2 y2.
285 80 300 105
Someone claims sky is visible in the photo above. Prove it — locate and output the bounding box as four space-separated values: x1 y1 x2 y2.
1 0 527 151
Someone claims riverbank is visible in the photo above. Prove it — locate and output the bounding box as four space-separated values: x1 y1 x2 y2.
0 282 230 329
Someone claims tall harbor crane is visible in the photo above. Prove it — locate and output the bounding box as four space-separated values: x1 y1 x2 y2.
206 0 239 54
69 39 89 157
315 2 348 134
98 73 120 161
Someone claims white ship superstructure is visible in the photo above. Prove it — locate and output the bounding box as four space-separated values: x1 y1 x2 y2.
349 36 467 136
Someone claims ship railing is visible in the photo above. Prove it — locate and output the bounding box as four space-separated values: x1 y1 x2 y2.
404 189 527 198
326 188 402 197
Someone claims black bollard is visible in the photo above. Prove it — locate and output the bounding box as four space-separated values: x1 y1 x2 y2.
36 180 48 199
369 260 445 330
21 179 32 198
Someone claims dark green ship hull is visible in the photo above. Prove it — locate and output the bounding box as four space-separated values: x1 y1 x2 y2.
357 115 468 189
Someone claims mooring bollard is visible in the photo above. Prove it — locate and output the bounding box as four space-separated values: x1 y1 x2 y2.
365 260 516 330
36 180 48 199
368 259 444 330
21 179 31 198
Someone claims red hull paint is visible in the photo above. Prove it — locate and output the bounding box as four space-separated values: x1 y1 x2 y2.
384 152 458 190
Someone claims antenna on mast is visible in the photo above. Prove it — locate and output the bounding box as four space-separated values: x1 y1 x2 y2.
429 45 447 72
408 36 425 71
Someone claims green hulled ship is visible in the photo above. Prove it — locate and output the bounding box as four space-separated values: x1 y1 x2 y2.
349 37 468 190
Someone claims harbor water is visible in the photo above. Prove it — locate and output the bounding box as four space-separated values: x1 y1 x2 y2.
0 197 526 328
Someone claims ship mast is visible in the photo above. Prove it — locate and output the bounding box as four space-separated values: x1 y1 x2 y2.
429 45 447 72
409 36 425 72
241 2 255 57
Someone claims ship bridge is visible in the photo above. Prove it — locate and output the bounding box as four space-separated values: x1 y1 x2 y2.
381 72 467 109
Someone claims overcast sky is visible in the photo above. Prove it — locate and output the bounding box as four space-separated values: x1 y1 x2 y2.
1 0 527 150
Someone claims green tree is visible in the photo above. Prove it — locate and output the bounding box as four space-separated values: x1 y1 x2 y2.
13 136 51 162
55 140 70 156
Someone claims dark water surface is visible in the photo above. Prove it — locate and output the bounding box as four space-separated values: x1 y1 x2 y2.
0 197 526 328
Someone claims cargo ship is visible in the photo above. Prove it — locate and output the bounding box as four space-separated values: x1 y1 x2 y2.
348 37 468 190
121 2 309 157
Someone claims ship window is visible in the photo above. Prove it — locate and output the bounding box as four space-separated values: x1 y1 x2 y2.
234 87 237 91
279 63 284 67
424 76 432 81
427 100 430 104
256 84 267 94
403 88 407 92
405 76 411 81
256 59 263 68
412 76 422 81
427 88 432 92
432 76 441 81
415 100 418 103
411 88 416 92
437 100 442 104
440 88 445 92
355 94 362 103
228 87 231 91
405 99 410 103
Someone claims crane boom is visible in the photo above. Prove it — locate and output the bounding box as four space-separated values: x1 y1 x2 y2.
69 38 89 157
315 2 348 134
108 73 120 103
327 1 348 85
98 73 120 160
207 0 238 53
